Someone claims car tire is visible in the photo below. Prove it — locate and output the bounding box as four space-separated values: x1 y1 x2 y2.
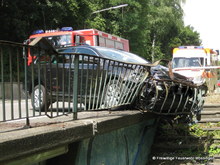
104 80 123 108
31 85 49 111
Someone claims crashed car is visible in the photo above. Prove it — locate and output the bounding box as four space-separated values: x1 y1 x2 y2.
135 64 208 122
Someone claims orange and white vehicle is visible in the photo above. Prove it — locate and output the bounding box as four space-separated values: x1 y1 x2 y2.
27 27 129 65
172 46 218 92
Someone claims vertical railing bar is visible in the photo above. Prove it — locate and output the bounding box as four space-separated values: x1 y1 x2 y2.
31 54 35 116
24 46 30 126
16 48 22 118
111 61 118 107
55 54 59 116
62 54 65 114
68 54 71 113
88 57 95 110
0 46 6 121
73 55 79 119
49 57 53 117
92 57 100 110
96 58 104 109
100 59 110 109
9 48 14 120
84 56 89 110
79 55 83 111
37 48 42 116
44 58 48 114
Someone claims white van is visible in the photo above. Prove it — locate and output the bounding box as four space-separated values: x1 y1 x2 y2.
172 46 218 92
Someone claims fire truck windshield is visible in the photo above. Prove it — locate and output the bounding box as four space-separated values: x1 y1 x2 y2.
173 57 204 68
30 34 72 48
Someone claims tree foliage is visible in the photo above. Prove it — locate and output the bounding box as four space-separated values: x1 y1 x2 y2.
0 0 201 62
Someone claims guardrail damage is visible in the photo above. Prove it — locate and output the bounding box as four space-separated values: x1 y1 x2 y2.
0 39 208 126
135 64 207 122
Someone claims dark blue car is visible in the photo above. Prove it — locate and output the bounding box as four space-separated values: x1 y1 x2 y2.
29 45 151 111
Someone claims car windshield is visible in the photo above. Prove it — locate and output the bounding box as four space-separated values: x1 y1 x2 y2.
172 57 203 68
94 46 150 64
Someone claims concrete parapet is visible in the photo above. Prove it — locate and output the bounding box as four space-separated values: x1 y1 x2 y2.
0 111 157 164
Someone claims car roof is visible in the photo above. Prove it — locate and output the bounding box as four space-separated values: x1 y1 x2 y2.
58 45 150 64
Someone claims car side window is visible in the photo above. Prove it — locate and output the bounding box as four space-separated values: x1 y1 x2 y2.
73 48 98 63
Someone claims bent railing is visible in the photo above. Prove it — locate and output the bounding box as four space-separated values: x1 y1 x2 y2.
135 65 208 122
0 40 150 124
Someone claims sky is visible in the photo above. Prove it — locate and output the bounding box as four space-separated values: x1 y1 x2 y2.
183 0 220 49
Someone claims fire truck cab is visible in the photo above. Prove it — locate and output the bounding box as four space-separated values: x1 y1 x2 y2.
172 46 218 92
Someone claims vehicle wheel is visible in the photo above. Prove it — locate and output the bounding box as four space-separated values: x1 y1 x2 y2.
104 80 123 108
31 85 49 111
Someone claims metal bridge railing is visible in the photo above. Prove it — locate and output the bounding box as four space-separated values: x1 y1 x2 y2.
0 40 209 126
0 40 150 125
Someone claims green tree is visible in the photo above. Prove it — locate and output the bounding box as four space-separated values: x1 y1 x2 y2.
0 0 201 63
145 0 185 61
0 0 90 42
179 25 201 46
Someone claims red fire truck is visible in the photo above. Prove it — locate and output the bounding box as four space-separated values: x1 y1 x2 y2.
27 27 129 65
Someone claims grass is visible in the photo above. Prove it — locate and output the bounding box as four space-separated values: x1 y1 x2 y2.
158 121 220 160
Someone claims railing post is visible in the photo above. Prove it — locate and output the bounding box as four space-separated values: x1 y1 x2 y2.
73 55 79 119
23 45 30 127
9 48 14 119
0 46 6 121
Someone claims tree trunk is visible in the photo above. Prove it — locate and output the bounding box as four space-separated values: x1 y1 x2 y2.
151 34 156 62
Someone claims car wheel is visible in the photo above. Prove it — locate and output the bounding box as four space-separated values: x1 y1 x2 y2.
104 80 123 108
31 85 49 111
